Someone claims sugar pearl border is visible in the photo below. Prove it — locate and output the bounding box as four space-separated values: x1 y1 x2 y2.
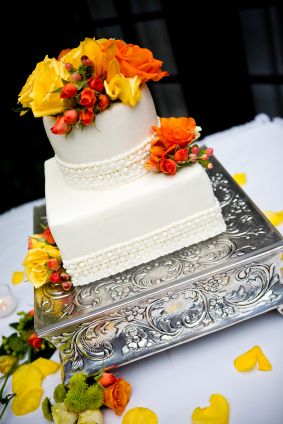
55 136 154 190
64 203 226 286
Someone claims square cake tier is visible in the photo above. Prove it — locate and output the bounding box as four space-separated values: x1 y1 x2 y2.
45 159 226 285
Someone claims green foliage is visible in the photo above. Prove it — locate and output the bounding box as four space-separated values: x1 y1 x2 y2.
64 373 104 414
15 311 34 341
69 373 88 390
54 384 67 403
42 397 53 421
64 383 89 413
0 333 27 359
0 310 56 362
84 384 104 410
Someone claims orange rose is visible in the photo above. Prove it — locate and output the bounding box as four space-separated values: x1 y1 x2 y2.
41 227 55 244
174 148 189 162
28 333 43 350
80 109 95 126
104 378 131 416
153 117 197 148
51 116 69 135
114 40 168 83
160 158 177 175
99 372 118 388
80 88 96 107
98 94 110 111
145 157 160 172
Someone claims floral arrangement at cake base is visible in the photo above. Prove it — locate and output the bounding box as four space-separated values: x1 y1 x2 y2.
0 309 132 423
0 309 57 421
22 226 73 290
42 371 131 423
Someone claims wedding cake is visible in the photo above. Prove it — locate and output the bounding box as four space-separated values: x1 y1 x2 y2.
19 37 226 287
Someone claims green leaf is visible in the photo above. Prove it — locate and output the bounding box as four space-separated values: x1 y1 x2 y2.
51 87 63 94
30 341 56 361
9 323 19 330
12 106 30 113
62 78 71 85
42 397 53 421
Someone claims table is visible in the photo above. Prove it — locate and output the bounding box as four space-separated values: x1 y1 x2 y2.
1 114 283 423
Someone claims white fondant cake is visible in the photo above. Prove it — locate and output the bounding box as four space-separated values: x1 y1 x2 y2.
43 85 157 164
44 86 226 286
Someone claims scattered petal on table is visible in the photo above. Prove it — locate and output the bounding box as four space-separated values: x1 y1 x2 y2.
11 386 43 416
31 357 60 378
234 345 272 372
233 173 247 186
264 210 283 227
192 393 229 424
122 407 158 424
11 271 24 284
12 364 42 394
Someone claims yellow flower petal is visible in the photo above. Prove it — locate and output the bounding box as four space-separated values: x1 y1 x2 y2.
234 345 272 372
11 271 25 285
18 56 69 117
12 364 42 394
254 346 272 371
61 38 107 77
11 386 43 415
31 357 60 378
23 243 61 288
122 407 158 424
104 74 141 106
234 346 257 371
192 394 229 424
0 355 17 374
264 210 283 227
233 173 247 186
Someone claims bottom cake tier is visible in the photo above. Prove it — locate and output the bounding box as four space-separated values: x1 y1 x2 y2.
45 159 226 286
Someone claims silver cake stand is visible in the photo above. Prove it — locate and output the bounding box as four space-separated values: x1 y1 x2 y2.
34 157 283 383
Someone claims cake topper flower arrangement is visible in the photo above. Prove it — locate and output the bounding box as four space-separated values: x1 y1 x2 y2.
17 37 168 135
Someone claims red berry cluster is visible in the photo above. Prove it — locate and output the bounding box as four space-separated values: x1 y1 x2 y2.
51 55 111 135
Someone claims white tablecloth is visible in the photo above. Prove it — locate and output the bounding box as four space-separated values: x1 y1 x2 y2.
1 114 283 423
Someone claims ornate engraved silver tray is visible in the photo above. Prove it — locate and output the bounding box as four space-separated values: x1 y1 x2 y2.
34 157 283 383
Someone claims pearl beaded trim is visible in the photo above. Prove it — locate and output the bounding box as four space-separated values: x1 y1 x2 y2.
55 136 154 190
64 203 226 286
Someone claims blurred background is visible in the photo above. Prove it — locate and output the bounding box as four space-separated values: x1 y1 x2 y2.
2 1 283 213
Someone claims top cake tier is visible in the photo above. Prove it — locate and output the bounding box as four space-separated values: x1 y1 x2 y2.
43 85 158 190
43 84 158 165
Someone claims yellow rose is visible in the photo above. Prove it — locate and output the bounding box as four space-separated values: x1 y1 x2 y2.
60 37 108 77
18 56 70 117
23 244 61 288
28 234 46 249
104 74 141 106
0 355 17 374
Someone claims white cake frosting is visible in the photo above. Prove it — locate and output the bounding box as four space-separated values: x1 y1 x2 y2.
44 84 226 286
45 159 226 286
